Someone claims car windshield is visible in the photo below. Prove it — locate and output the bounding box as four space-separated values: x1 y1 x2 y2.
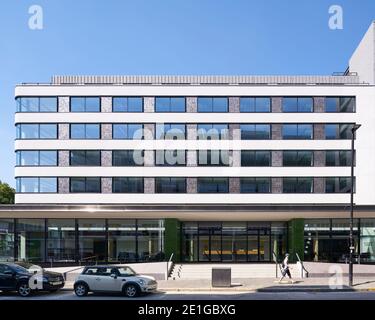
117 267 137 277
15 262 43 271
10 265 30 274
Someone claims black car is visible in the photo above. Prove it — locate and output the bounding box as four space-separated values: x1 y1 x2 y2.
0 262 65 297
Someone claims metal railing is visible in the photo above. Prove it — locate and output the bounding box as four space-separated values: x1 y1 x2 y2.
166 253 174 280
295 253 309 278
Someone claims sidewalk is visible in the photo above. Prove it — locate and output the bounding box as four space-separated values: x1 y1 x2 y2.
62 277 375 293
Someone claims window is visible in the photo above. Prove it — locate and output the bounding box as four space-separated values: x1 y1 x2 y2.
16 124 58 139
325 151 353 166
282 97 313 112
70 177 101 193
70 151 101 166
47 219 76 262
282 124 313 140
70 124 100 139
283 178 313 193
198 150 230 166
16 151 57 166
155 124 186 140
197 124 229 140
240 178 271 193
16 97 57 112
240 125 270 140
16 177 57 193
198 178 228 193
112 150 144 166
17 219 45 262
108 220 137 262
198 97 228 112
325 124 353 139
112 177 144 193
241 151 271 166
325 97 355 112
325 177 353 193
137 220 164 262
113 97 143 112
283 151 313 166
70 97 100 112
78 220 106 262
155 97 185 112
155 178 186 193
240 97 271 113
155 150 186 166
113 124 143 139
0 219 14 262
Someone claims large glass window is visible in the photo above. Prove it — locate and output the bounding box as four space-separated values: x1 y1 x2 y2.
16 177 57 193
17 219 45 262
47 219 76 262
282 97 313 112
282 124 313 140
113 124 143 139
16 151 57 166
112 150 144 166
283 178 313 193
70 177 101 193
360 219 375 262
198 178 228 193
240 124 270 140
198 150 230 166
304 219 331 262
70 97 100 112
155 178 186 193
283 151 313 166
325 177 352 193
0 219 15 261
240 97 271 113
325 97 355 112
325 151 353 166
70 150 101 166
17 124 58 139
113 97 143 112
78 219 106 262
241 151 271 166
16 97 57 112
70 124 100 139
198 97 228 112
156 124 186 140
325 124 353 139
137 220 164 262
155 97 185 112
112 177 144 193
155 150 186 166
240 178 271 193
108 220 137 262
197 124 229 140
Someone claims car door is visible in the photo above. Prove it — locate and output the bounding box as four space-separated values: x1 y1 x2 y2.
97 268 123 292
0 264 16 290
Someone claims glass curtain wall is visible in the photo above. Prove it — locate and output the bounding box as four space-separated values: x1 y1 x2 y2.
47 219 76 263
108 220 137 262
17 219 45 262
0 219 15 261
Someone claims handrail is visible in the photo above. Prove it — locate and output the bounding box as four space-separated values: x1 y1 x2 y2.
166 253 174 280
79 255 98 266
295 253 309 278
272 252 282 278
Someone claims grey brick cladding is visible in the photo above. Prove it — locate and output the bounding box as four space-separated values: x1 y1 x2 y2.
58 178 69 194
271 178 283 193
187 178 198 193
271 97 282 112
313 124 325 140
101 151 112 167
229 97 240 113
271 124 282 140
144 97 155 113
101 97 112 112
186 97 197 112
58 124 69 140
314 178 325 193
58 151 69 167
271 151 283 167
314 151 325 167
229 178 240 193
101 177 112 194
144 177 155 193
58 97 69 112
314 97 325 113
101 124 112 140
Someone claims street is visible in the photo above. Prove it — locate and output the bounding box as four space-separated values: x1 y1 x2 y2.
1 290 375 300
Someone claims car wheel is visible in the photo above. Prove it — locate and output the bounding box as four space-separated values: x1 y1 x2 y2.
124 284 140 298
74 283 88 297
17 283 32 297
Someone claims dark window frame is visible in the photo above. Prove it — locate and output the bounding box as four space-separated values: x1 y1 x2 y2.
69 150 101 166
197 97 229 113
70 97 101 112
112 97 144 113
69 177 101 193
155 97 186 113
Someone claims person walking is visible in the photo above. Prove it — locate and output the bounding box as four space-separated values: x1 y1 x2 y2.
278 253 294 283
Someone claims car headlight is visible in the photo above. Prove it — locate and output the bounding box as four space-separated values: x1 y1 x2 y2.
138 279 146 285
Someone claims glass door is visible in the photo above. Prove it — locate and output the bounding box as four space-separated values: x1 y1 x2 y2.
222 222 247 262
198 222 222 262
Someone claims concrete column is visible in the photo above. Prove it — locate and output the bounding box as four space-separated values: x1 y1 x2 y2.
101 151 112 167
187 150 197 167
101 177 112 194
314 178 325 193
271 124 282 140
144 151 154 167
58 151 69 167
313 97 325 113
229 178 240 193
58 124 69 140
187 124 197 140
232 150 241 167
58 97 70 112
186 97 197 112
271 97 282 113
272 151 283 167
229 97 240 113
229 124 241 140
313 124 325 140
271 178 283 194
101 124 112 140
144 97 155 113
58 178 69 194
144 178 155 193
144 124 155 140
186 178 197 193
314 151 325 167
101 97 112 112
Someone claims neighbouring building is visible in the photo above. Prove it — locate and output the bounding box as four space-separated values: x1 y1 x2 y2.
1 22 375 265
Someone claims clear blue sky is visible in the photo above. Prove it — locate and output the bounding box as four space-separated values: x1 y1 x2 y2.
0 0 374 187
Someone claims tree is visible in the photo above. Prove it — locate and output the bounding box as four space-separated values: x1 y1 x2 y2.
0 181 15 204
